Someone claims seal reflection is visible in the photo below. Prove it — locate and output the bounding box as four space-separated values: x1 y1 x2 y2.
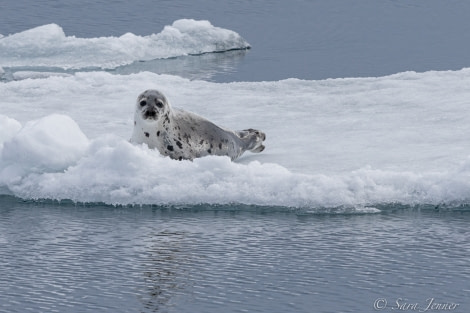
139 230 193 312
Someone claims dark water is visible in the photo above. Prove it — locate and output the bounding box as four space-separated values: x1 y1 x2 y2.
1 197 469 313
1 0 470 82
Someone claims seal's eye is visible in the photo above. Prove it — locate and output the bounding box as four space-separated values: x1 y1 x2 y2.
139 100 147 107
156 101 164 109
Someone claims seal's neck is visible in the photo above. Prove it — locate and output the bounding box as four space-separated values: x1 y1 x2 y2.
130 110 174 149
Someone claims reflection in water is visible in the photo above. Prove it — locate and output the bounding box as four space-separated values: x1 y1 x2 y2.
1 202 469 313
113 49 248 82
0 49 248 83
140 230 191 312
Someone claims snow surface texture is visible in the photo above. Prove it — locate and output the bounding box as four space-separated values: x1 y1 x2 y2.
2 69 470 208
0 19 250 70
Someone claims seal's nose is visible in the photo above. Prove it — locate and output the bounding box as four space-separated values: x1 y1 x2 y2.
144 109 157 119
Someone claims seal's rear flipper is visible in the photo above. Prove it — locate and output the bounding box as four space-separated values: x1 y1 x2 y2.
236 128 266 153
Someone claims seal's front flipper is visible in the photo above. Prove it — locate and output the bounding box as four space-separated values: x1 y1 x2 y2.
236 128 266 153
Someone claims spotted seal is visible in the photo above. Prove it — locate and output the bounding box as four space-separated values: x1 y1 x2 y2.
130 89 266 161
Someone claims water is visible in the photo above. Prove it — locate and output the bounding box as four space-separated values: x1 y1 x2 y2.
2 0 470 81
2 1 470 312
1 197 469 313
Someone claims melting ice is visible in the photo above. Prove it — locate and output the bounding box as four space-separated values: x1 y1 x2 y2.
1 21 470 208
0 19 250 70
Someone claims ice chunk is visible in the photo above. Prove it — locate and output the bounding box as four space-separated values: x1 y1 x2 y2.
0 115 21 150
0 20 250 70
1 69 470 207
1 114 89 178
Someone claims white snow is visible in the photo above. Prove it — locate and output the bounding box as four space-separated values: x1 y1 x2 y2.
0 115 21 150
1 20 470 208
0 20 250 70
1 69 470 207
0 115 89 184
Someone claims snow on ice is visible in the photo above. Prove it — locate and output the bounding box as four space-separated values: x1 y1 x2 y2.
0 19 250 70
1 69 470 207
1 21 470 208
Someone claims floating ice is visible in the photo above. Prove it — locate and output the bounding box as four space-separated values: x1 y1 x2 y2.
11 71 73 81
1 125 470 207
0 20 250 70
0 115 89 184
0 115 21 150
1 69 470 207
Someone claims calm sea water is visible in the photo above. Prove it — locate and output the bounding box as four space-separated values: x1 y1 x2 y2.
1 1 470 312
1 0 470 81
1 197 469 313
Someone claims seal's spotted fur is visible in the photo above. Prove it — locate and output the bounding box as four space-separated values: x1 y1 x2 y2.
130 89 266 161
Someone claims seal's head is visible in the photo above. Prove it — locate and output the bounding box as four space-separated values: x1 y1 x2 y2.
136 89 170 122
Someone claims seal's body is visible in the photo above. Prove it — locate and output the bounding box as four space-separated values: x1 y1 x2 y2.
130 89 265 161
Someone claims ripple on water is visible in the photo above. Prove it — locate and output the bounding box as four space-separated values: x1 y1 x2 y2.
0 202 469 312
